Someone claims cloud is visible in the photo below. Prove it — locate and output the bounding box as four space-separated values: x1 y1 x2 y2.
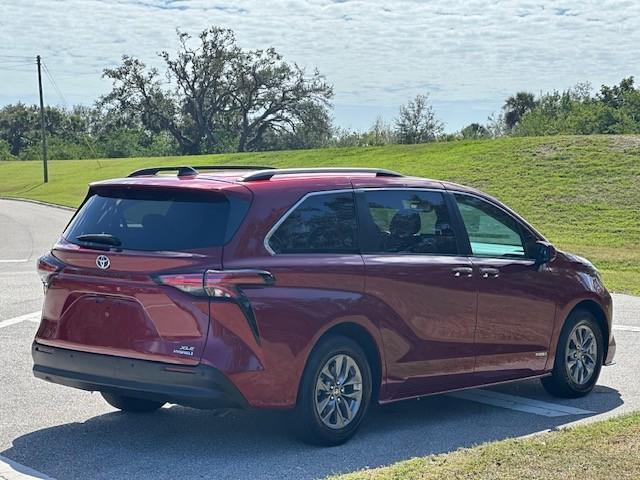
1 0 638 130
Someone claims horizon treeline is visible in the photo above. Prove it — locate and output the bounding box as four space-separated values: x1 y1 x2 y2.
2 27 639 161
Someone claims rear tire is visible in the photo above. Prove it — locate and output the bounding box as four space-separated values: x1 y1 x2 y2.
101 392 165 412
541 309 604 398
294 335 372 446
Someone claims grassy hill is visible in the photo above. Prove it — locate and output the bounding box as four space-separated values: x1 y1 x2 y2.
1 135 639 294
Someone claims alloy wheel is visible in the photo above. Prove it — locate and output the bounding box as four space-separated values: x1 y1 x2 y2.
314 354 363 429
566 324 598 385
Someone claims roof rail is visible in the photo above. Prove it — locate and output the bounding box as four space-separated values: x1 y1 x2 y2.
128 165 275 178
239 167 403 182
191 165 275 172
128 166 198 177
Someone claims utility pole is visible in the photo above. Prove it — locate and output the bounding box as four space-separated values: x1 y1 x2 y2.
36 55 48 183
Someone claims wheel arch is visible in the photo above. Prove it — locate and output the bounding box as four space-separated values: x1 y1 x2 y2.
571 299 610 362
298 322 384 405
576 300 611 361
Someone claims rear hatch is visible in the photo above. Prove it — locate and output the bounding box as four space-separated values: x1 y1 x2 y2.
36 180 251 365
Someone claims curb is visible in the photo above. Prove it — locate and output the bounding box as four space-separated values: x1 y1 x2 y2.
0 197 76 212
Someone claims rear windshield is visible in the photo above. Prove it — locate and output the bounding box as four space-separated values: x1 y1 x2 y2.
64 188 249 251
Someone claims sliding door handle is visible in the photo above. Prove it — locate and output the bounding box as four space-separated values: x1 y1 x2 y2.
480 267 500 278
452 267 473 278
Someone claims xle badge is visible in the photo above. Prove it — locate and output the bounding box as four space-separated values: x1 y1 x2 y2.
173 345 195 356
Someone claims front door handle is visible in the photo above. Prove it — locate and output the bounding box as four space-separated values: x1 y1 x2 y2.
452 267 473 278
480 267 500 278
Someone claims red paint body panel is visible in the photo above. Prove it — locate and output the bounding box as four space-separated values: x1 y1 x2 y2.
38 242 214 365
33 170 615 410
470 257 557 382
221 253 371 407
362 254 477 399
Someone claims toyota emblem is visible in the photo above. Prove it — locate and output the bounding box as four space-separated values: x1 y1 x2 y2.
96 255 110 270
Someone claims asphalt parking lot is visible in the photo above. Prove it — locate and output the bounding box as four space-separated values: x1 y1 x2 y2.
1 198 639 480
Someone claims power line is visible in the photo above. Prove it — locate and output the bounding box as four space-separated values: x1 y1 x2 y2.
0 60 35 69
2 66 34 72
1 56 101 77
41 60 101 162
0 60 35 66
0 54 33 60
42 62 69 107
0 57 35 74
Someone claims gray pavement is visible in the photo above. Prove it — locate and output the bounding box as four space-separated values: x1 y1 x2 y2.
0 198 638 480
0 200 72 321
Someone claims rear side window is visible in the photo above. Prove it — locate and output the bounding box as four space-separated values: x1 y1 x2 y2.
360 189 458 255
64 188 249 251
268 192 358 254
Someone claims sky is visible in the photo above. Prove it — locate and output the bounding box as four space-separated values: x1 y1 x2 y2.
1 0 638 132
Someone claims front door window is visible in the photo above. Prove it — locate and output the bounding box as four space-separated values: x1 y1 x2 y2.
454 194 528 258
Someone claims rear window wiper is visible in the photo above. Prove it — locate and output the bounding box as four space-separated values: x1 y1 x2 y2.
75 233 122 248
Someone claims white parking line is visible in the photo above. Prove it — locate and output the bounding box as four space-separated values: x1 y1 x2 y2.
613 324 640 333
0 259 29 263
0 455 53 479
0 311 41 329
447 389 594 417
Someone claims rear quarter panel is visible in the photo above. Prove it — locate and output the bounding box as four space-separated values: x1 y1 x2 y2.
216 179 386 408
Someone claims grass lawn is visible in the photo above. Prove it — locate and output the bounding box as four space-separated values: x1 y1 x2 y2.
1 135 639 294
330 412 640 480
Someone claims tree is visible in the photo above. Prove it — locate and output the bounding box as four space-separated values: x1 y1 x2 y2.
229 48 333 151
511 78 640 136
395 94 444 144
486 112 507 138
503 92 537 130
367 116 396 145
258 101 333 150
570 82 593 102
0 139 15 160
598 77 635 108
102 55 201 154
0 103 40 156
101 27 333 154
460 123 490 139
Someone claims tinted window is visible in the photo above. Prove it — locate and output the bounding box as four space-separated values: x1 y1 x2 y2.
360 190 458 255
64 188 249 251
454 194 526 258
268 192 358 254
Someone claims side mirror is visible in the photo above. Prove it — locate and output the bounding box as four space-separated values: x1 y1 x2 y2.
535 241 557 265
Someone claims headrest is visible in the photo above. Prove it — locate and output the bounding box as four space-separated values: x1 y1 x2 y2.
389 209 421 237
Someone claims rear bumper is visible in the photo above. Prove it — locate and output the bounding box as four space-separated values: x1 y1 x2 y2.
32 342 248 410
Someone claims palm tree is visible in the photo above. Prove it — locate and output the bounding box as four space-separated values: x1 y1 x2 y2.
503 92 537 130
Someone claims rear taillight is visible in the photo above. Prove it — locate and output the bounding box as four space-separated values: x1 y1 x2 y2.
204 270 275 298
156 269 274 343
155 269 275 298
37 252 65 289
153 273 206 296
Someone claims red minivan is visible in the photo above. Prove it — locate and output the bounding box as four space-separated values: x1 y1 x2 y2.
33 166 616 445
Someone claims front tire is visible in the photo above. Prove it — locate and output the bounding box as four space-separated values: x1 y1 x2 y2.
101 392 165 412
541 309 604 398
294 336 372 446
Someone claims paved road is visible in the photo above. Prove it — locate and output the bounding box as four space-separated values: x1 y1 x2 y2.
0 198 639 480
